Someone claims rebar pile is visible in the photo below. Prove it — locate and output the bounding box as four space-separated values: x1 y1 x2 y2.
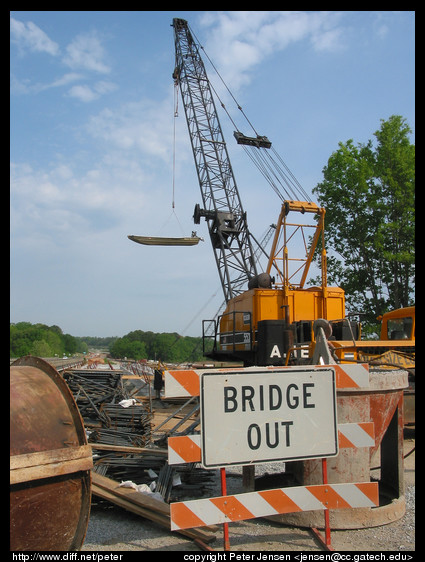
63 370 126 424
63 367 215 505
63 369 152 447
90 404 152 448
92 450 216 503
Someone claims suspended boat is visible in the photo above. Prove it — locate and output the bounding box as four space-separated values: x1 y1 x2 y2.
128 233 203 246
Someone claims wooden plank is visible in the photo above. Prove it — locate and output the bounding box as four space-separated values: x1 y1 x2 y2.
89 443 168 456
11 457 93 485
92 472 170 516
10 445 93 485
10 445 92 470
91 473 216 543
92 484 168 523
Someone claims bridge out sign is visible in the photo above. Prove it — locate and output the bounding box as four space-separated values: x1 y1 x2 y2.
200 368 338 468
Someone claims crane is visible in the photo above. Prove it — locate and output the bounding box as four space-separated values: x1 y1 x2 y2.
172 18 271 303
172 18 353 366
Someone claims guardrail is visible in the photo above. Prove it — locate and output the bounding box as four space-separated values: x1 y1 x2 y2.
10 356 86 372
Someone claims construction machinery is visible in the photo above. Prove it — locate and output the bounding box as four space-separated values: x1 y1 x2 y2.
206 200 355 366
330 306 415 426
331 306 415 369
172 18 354 367
379 306 415 341
172 18 414 373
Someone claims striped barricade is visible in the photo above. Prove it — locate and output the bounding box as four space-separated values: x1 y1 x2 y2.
337 422 375 449
164 363 370 399
165 364 376 542
168 434 202 465
167 422 375 465
170 482 379 530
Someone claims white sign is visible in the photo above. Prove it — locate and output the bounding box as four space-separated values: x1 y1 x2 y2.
200 368 338 468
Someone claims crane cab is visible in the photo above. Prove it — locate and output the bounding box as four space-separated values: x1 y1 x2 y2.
378 306 415 341
203 284 350 366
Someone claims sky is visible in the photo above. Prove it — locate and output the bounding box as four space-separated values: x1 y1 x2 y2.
10 11 415 338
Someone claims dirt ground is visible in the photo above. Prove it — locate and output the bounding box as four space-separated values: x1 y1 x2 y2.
82 426 414 552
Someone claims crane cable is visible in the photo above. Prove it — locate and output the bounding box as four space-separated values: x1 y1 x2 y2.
172 80 179 210
188 24 259 139
242 144 311 202
156 80 185 236
187 23 312 204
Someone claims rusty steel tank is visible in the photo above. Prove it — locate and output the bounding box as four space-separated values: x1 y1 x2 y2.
263 366 409 529
10 356 92 551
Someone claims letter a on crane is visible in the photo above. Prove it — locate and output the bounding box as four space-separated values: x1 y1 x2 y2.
270 345 281 358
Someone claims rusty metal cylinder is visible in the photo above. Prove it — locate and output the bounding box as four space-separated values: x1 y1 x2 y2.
10 356 92 551
271 369 408 529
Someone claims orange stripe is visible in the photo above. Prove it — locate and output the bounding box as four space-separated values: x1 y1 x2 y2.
168 370 200 396
259 489 303 513
355 482 379 506
210 495 255 522
338 422 375 448
360 422 375 439
171 502 205 529
334 365 358 388
338 431 355 448
168 435 201 462
306 485 351 510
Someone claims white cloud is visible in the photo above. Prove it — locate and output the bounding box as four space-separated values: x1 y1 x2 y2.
10 17 60 56
311 27 344 52
63 31 111 74
67 81 117 102
10 74 31 94
50 73 84 88
15 72 84 95
11 18 115 102
199 11 345 89
86 95 177 161
10 152 153 243
68 84 96 102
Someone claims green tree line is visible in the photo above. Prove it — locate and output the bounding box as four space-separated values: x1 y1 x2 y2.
10 322 89 358
109 330 211 363
10 322 210 363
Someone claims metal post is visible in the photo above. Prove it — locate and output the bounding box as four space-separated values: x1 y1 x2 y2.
220 467 230 551
322 458 332 548
310 458 334 550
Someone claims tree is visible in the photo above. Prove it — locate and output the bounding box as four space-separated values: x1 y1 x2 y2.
10 322 82 357
312 116 414 328
109 337 147 360
31 339 53 357
108 330 209 362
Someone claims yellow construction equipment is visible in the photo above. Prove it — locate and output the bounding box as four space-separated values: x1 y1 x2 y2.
205 200 351 366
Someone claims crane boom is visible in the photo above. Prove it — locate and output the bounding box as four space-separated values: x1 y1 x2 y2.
172 18 258 302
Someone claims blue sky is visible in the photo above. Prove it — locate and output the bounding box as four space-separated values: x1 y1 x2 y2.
10 11 415 338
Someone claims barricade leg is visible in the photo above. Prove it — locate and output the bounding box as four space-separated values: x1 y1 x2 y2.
221 467 230 551
310 458 334 551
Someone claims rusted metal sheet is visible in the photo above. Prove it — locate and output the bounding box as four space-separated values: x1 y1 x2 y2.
270 369 409 529
10 356 92 551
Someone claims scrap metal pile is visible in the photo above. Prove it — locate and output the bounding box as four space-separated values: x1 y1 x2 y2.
62 367 217 545
63 369 153 448
62 368 215 504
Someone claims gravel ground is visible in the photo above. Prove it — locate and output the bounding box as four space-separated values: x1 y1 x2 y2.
81 434 414 552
